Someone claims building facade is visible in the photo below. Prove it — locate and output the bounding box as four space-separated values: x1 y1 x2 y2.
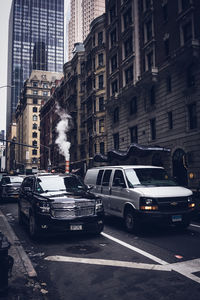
105 0 200 191
82 0 105 41
68 0 83 61
40 79 65 172
7 0 64 130
15 70 63 174
83 14 107 169
68 0 105 60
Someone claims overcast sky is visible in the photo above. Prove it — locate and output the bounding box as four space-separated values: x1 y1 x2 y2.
0 0 70 133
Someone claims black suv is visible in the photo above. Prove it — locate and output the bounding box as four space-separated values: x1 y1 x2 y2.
18 173 104 238
0 175 24 201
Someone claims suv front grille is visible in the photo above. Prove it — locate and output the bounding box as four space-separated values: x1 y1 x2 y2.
52 205 95 219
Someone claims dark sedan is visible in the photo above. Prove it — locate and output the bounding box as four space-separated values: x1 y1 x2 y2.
0 175 24 201
18 173 104 239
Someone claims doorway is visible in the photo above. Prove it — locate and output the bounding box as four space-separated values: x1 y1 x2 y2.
172 148 188 186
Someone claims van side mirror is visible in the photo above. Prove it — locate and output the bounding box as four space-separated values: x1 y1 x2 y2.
87 185 93 190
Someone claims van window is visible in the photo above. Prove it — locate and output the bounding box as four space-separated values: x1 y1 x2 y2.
102 170 112 186
96 170 104 185
125 168 178 187
112 170 126 187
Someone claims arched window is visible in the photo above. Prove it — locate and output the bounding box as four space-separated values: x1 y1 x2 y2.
32 132 37 138
32 140 37 147
33 107 37 113
33 115 37 121
32 123 37 129
32 149 37 155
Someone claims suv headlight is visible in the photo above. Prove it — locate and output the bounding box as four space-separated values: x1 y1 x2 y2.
37 201 50 213
95 198 103 212
140 197 158 211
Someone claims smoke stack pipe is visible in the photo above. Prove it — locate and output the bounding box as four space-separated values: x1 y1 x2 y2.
65 160 70 173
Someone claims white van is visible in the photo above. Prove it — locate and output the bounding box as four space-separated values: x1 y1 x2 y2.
84 165 195 232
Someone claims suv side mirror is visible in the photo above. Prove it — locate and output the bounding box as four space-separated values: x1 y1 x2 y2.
24 187 32 193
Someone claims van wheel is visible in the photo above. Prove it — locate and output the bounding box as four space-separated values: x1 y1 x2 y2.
175 220 190 230
124 208 140 233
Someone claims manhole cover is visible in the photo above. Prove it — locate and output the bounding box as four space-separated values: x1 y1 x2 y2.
66 245 100 254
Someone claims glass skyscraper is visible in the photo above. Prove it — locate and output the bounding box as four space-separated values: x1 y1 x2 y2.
7 0 64 130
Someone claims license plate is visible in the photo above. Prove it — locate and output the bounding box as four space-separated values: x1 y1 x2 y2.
172 215 182 222
70 225 82 231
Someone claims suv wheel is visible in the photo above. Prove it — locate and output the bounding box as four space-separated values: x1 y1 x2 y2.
18 205 23 225
124 208 140 233
29 214 39 239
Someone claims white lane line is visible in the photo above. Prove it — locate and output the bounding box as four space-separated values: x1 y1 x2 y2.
101 232 200 284
190 223 200 228
44 255 171 271
170 259 200 284
101 232 168 265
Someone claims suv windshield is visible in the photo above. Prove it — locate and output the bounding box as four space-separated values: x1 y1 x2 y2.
36 176 87 193
125 168 178 187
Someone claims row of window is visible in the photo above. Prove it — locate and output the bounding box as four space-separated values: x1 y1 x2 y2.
110 63 196 98
112 102 197 149
32 90 49 96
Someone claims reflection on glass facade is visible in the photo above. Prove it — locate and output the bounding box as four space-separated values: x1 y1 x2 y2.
7 0 64 129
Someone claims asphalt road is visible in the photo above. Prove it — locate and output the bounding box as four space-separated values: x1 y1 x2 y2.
1 202 200 300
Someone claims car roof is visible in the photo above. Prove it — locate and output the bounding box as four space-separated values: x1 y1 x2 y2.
25 173 77 178
89 165 164 170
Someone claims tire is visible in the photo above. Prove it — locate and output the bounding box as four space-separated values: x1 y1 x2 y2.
175 220 190 230
29 213 39 239
94 223 104 235
124 208 140 233
18 205 23 225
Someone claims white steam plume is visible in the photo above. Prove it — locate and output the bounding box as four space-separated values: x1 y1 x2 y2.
55 104 71 161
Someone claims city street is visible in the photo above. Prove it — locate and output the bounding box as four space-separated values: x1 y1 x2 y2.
1 202 200 300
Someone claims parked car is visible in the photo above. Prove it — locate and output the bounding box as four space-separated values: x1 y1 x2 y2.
84 165 196 232
18 173 104 238
0 175 23 201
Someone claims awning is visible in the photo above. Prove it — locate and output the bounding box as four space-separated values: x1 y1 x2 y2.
94 143 171 163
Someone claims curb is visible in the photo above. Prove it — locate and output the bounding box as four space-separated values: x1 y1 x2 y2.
0 210 37 278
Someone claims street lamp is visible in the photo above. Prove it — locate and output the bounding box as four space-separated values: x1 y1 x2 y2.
0 85 15 89
40 144 51 170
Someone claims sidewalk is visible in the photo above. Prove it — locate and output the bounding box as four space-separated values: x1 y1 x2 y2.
0 209 46 300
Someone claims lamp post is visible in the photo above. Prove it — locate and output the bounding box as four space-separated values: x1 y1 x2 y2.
0 84 15 173
0 85 15 89
40 143 51 171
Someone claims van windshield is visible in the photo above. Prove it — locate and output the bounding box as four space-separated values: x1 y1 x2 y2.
125 168 178 187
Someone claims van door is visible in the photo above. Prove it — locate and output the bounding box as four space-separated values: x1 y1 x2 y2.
100 169 113 212
109 170 128 217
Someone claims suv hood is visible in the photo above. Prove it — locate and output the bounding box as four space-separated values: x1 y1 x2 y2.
133 186 192 198
41 191 96 202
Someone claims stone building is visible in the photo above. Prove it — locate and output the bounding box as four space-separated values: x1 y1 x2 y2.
15 70 63 174
104 0 200 191
40 79 66 172
63 44 86 175
83 14 107 169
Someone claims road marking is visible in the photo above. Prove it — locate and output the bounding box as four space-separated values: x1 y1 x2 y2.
44 255 171 271
45 231 200 284
101 232 200 284
101 232 168 265
190 223 200 229
170 259 200 284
